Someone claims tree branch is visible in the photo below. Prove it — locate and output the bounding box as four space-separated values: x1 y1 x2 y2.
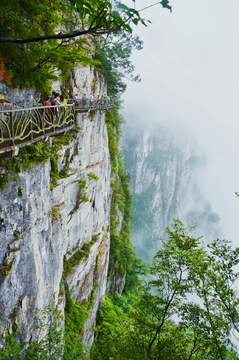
0 2 170 44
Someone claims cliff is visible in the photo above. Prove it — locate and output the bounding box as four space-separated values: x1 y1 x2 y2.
123 120 222 263
0 67 114 347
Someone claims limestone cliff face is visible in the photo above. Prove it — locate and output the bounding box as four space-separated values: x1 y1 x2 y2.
0 67 111 347
123 121 221 263
0 64 106 109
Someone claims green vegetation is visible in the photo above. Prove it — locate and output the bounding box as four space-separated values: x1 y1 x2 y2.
105 104 140 280
51 205 60 225
0 125 81 191
64 290 94 359
91 233 101 244
87 172 99 181
18 186 23 197
63 247 89 277
68 178 89 216
0 1 171 44
0 0 171 94
91 220 239 359
0 302 89 359
0 0 97 94
0 141 51 190
63 234 100 276
95 30 143 95
76 179 89 203
1 260 13 276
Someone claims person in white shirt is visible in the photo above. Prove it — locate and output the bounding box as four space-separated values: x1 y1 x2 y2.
73 94 78 106
90 94 94 107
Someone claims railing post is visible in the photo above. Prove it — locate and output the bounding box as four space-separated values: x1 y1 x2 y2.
10 112 15 146
72 104 75 126
30 110 33 140
43 110 45 135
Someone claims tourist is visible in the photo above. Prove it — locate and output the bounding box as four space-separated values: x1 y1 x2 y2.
50 93 60 120
103 94 107 104
73 93 78 106
90 94 94 107
42 96 51 122
43 96 50 110
82 94 87 108
97 95 100 107
60 94 67 110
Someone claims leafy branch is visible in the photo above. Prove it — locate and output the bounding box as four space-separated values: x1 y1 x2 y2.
0 1 172 44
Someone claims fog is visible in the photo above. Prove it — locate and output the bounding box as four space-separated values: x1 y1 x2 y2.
121 0 239 244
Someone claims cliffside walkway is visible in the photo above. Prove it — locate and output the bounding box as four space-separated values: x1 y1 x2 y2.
0 99 114 155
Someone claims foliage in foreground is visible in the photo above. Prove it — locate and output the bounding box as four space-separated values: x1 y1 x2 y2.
0 294 90 360
0 0 98 94
91 220 239 360
0 0 171 93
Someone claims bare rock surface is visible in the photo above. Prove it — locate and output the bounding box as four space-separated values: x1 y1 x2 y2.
0 106 111 347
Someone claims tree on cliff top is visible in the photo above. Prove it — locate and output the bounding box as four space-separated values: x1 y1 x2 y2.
0 1 172 44
0 0 171 93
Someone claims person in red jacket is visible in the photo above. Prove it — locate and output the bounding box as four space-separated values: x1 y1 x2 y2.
42 96 51 123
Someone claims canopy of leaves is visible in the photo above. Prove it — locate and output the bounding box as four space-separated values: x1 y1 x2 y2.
0 0 171 93
91 220 239 360
95 30 143 95
0 0 98 93
0 0 172 44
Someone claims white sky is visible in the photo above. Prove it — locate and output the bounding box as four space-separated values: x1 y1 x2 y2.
122 0 239 242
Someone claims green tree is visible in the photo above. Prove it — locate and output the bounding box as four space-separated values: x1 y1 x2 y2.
95 30 143 95
92 220 239 360
0 0 98 93
0 0 171 92
0 1 172 44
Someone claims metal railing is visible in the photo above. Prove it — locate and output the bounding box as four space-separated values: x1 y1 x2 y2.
0 98 115 155
0 104 75 155
69 98 115 110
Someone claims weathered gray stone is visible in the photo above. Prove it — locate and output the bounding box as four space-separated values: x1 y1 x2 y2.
0 81 40 108
0 101 111 347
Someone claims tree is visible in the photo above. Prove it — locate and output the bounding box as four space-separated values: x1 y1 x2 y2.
0 1 172 44
95 29 143 95
92 220 239 360
0 0 171 93
0 0 98 93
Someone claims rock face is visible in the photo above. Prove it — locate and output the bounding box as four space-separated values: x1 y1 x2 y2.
0 64 107 109
123 121 221 263
0 67 112 347
51 65 107 100
0 81 40 109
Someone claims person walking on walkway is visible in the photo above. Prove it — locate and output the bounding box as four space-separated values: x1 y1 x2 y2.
82 94 87 108
50 93 60 122
90 94 94 107
59 94 67 125
60 94 67 109
97 95 100 107
103 94 107 105
73 93 78 106
42 96 51 123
